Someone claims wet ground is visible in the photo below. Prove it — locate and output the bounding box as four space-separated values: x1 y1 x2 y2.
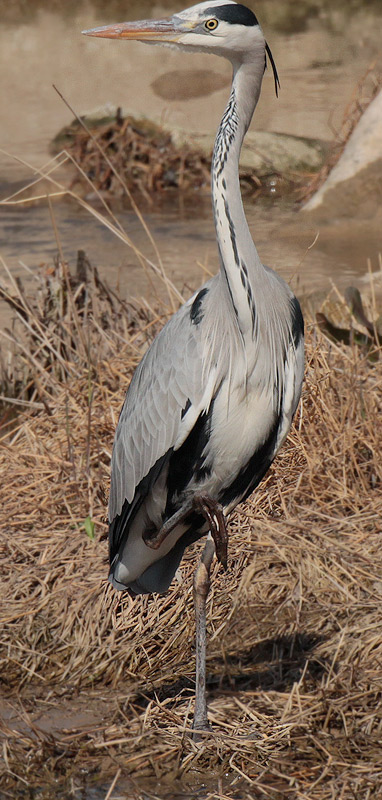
2 195 381 309
0 688 266 799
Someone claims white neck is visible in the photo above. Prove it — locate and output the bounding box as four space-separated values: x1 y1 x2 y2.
212 56 265 339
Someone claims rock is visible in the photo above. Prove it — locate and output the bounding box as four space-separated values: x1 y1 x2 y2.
52 103 327 179
172 128 328 175
303 89 382 214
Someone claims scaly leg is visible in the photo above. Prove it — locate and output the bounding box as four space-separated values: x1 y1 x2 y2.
192 534 215 739
142 493 229 737
192 501 228 739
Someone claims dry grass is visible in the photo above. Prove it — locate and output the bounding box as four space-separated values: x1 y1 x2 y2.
1 258 382 799
52 110 212 204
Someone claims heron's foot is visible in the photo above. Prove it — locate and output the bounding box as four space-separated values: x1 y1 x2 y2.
142 495 228 572
193 495 228 570
142 499 194 550
191 715 212 742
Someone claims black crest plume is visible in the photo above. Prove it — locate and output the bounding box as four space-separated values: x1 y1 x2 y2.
265 42 280 97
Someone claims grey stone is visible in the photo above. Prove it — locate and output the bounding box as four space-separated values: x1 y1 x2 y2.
172 128 328 175
304 90 382 213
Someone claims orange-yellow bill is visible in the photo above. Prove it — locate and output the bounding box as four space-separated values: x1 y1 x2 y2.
82 18 181 42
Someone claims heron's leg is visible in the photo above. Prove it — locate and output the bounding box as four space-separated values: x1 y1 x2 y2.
143 495 228 737
192 534 215 739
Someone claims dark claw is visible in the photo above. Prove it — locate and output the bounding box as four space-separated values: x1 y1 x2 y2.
142 524 162 549
193 495 228 569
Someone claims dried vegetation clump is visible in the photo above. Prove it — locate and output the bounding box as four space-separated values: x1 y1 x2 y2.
53 111 212 204
1 258 382 799
53 109 285 205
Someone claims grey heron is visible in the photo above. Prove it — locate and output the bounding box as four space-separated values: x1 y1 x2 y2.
83 0 304 736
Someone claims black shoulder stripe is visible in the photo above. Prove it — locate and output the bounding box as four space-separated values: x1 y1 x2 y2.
190 287 209 325
165 400 215 516
290 296 304 348
219 414 280 508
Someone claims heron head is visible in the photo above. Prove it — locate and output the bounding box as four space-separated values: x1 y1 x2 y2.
82 0 278 87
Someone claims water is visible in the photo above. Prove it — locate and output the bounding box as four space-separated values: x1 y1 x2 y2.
1 0 382 322
1 0 381 177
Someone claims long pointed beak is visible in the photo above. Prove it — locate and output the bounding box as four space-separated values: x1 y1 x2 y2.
82 18 182 42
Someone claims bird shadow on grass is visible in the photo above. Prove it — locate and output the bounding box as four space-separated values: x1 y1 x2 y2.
136 632 326 709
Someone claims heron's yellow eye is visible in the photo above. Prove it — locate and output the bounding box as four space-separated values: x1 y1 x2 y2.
204 18 218 31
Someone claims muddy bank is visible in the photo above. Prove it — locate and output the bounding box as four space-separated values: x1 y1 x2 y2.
1 0 382 327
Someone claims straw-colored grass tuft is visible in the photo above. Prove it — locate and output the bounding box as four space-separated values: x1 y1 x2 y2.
1 258 382 799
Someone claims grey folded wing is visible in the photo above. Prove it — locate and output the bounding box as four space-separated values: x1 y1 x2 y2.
108 299 217 523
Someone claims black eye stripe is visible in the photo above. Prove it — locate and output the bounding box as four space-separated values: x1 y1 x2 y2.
204 4 259 27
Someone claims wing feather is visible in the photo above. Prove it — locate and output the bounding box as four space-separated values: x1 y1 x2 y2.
108 295 216 521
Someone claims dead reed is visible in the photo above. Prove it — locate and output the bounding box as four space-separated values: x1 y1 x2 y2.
52 110 212 204
1 254 382 799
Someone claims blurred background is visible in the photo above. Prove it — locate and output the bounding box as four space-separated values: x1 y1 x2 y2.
1 0 381 306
